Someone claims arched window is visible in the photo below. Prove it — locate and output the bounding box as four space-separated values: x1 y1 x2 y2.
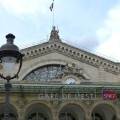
25 103 52 120
0 104 18 120
27 112 47 120
24 64 65 81
0 113 17 120
59 112 76 120
92 113 103 120
59 104 85 120
91 104 116 120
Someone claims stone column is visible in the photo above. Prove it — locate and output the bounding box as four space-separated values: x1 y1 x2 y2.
53 111 59 120
17 109 25 120
117 117 120 120
86 117 92 120
85 115 92 120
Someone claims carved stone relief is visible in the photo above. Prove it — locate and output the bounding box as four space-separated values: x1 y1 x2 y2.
23 63 90 82
62 63 90 80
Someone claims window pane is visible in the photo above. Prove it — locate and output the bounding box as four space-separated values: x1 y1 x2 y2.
24 64 65 81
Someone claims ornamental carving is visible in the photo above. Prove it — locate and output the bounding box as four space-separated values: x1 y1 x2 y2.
63 63 90 80
23 63 90 82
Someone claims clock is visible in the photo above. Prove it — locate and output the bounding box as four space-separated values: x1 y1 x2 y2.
65 78 76 84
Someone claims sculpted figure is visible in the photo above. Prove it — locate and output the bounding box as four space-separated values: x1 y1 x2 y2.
49 26 61 41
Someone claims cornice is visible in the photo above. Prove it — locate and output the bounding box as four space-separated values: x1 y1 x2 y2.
21 41 120 75
0 84 120 93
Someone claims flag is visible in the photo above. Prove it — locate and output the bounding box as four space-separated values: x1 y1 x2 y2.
50 2 54 11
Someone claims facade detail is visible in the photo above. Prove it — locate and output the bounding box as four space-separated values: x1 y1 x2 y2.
0 27 120 120
63 63 90 80
24 64 64 81
49 26 61 42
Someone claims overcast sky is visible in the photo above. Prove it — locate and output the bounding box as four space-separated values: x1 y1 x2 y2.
0 0 120 62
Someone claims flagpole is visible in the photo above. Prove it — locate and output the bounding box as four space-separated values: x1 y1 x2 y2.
53 0 54 27
52 0 55 27
50 0 55 27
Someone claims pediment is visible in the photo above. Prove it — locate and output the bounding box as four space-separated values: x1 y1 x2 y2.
21 41 120 75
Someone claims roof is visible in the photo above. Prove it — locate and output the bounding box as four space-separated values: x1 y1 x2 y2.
20 26 120 75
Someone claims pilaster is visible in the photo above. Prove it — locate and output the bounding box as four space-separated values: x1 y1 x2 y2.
53 112 59 120
85 114 92 120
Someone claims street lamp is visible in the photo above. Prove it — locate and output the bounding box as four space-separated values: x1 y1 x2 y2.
0 33 24 120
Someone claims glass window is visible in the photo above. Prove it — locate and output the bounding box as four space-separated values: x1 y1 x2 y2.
59 112 76 120
28 112 47 120
24 64 65 81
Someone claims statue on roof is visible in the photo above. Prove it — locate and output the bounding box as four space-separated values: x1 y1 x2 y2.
49 26 61 42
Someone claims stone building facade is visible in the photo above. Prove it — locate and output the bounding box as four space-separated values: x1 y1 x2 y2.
0 26 120 120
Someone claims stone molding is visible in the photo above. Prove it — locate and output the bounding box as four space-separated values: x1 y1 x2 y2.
21 41 120 75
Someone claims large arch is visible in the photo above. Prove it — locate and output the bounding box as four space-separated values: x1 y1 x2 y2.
91 103 117 120
0 103 18 120
23 64 65 81
24 103 53 120
20 60 66 81
58 103 85 120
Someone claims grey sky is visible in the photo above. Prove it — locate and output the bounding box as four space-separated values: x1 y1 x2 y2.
0 0 120 61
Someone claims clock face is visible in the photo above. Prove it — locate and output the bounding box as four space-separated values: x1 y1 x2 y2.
65 78 76 84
